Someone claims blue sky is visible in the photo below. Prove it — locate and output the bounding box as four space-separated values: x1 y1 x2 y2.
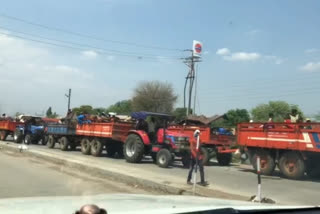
0 0 319 117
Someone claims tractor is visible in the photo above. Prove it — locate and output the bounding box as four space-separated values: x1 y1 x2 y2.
123 112 190 168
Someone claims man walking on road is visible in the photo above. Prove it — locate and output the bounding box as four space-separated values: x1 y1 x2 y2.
187 130 208 187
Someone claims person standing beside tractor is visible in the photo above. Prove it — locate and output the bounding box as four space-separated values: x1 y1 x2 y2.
187 130 208 187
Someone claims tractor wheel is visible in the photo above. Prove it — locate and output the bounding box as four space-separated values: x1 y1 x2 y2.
60 137 69 151
279 151 305 179
47 135 55 148
14 129 23 144
0 130 8 141
81 138 91 155
181 152 191 168
124 134 145 163
24 134 32 145
217 153 233 166
156 149 172 168
251 150 275 175
91 139 103 157
201 147 210 165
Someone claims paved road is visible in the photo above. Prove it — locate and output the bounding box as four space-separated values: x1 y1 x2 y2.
2 141 320 205
0 149 148 198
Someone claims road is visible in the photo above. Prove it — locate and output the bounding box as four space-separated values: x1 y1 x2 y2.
2 141 320 205
0 149 148 199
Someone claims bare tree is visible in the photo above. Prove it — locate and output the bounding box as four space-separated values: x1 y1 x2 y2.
132 81 178 113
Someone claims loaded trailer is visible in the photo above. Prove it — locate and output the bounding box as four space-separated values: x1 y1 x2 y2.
238 122 320 179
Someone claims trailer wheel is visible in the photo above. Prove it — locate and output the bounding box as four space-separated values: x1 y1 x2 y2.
24 134 32 145
156 148 172 168
47 135 55 148
81 138 91 155
201 147 210 165
216 153 232 166
279 151 305 179
124 134 145 163
91 139 103 157
251 150 275 175
181 152 191 168
60 137 69 151
0 130 8 141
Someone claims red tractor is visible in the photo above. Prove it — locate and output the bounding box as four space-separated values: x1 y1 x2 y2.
123 112 190 168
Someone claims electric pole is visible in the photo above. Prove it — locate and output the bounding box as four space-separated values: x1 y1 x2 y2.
65 88 71 112
183 51 201 116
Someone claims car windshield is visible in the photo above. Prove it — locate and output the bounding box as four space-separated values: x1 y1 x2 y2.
0 0 319 213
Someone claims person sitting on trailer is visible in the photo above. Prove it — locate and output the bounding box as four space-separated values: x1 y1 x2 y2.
290 109 300 123
305 118 312 130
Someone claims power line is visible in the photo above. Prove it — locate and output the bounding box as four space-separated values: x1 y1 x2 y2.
0 31 182 61
0 26 182 59
0 13 183 52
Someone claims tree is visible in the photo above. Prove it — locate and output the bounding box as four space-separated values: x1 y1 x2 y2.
106 100 132 115
72 105 94 115
251 101 304 122
132 81 178 113
211 108 250 127
46 107 58 118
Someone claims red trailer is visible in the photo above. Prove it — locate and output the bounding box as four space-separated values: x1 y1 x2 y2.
237 122 320 179
167 124 236 166
46 121 134 157
0 120 23 141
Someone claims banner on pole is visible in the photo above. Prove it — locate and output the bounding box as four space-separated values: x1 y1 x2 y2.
193 40 202 57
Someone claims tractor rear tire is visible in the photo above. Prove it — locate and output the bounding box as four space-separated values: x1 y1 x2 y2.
0 130 8 141
279 151 305 179
251 150 275 175
124 134 145 163
217 153 233 166
14 129 23 144
201 147 210 165
91 139 103 157
60 137 69 151
24 134 32 145
47 135 55 148
156 149 172 168
81 138 91 155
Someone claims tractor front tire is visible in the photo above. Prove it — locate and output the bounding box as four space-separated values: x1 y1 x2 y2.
124 134 145 163
156 149 172 168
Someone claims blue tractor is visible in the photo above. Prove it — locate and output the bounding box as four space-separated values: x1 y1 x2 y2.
14 116 47 145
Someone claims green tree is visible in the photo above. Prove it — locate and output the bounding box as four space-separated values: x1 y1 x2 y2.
251 101 304 122
212 108 250 127
106 100 132 115
46 107 53 117
132 81 178 113
72 105 94 115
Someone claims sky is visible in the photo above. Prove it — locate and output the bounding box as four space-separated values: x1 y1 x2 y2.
0 0 319 117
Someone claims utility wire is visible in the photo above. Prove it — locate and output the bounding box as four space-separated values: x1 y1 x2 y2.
0 13 183 51
0 26 182 59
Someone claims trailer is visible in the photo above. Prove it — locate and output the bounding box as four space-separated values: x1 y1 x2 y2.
45 121 134 157
0 120 23 141
167 124 236 166
237 122 320 179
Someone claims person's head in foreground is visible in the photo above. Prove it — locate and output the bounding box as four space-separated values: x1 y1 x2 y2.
75 204 107 214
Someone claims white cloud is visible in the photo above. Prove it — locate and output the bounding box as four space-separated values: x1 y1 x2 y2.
305 48 318 54
300 62 320 72
224 52 261 61
81 50 98 59
216 48 230 56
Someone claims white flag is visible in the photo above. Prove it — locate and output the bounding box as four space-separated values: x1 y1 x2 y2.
193 40 202 57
